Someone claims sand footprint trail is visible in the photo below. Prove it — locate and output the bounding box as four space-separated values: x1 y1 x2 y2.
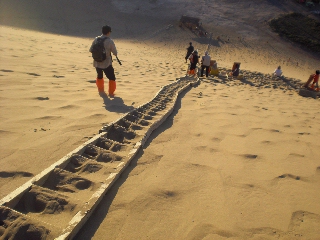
0 77 199 239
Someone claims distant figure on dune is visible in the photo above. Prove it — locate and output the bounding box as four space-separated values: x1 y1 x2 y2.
303 70 319 91
303 70 320 92
311 70 320 91
89 25 118 97
229 63 240 77
185 42 194 63
188 50 199 76
273 66 283 77
200 51 211 77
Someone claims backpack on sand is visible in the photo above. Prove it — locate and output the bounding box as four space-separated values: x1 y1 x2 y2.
91 37 107 62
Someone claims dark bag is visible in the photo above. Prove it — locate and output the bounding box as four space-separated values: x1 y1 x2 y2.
91 37 107 62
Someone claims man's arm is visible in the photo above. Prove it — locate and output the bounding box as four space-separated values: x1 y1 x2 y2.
110 40 121 65
110 40 117 57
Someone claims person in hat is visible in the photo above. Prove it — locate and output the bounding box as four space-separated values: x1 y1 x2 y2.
185 42 194 63
89 25 118 97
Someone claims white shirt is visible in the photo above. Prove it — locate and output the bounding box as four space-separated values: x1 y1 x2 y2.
202 54 211 66
274 68 282 77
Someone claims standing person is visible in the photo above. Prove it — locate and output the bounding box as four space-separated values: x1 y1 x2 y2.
185 42 194 63
200 51 211 77
89 25 118 97
273 66 283 77
188 50 199 76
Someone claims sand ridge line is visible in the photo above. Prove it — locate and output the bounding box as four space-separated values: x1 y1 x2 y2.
0 76 199 240
198 67 320 99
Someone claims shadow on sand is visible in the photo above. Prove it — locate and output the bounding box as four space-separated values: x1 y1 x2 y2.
99 92 134 113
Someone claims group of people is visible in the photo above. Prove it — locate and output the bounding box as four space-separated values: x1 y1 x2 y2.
186 42 319 92
273 66 319 91
185 42 214 78
88 26 319 97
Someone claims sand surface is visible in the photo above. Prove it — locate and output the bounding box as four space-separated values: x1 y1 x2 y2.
0 0 320 239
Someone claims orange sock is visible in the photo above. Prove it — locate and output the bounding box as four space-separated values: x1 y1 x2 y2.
96 78 104 92
109 80 116 96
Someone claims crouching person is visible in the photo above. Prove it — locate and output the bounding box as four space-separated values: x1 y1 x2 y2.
303 70 319 91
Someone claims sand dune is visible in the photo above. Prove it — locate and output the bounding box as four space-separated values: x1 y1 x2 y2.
0 0 320 239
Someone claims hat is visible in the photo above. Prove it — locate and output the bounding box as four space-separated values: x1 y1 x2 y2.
316 70 320 74
102 25 112 34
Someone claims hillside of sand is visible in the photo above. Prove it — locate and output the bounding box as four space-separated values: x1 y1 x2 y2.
0 0 320 239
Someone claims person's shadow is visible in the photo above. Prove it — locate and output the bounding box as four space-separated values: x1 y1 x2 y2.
99 92 134 113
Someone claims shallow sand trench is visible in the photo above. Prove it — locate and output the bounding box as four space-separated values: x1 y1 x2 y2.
0 77 199 239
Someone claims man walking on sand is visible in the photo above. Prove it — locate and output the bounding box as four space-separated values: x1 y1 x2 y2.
89 25 118 97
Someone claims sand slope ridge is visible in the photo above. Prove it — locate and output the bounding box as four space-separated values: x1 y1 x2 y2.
0 0 320 239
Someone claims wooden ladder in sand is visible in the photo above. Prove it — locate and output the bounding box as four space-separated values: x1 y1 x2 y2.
0 77 199 240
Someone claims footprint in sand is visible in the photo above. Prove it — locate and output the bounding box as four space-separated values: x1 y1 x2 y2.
314 167 320 178
153 189 178 199
0 207 53 238
15 185 75 214
36 97 49 100
289 211 320 232
0 171 33 178
242 154 258 159
211 137 222 142
298 132 310 135
270 129 281 133
53 75 65 78
289 153 305 158
27 72 41 76
278 173 301 180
